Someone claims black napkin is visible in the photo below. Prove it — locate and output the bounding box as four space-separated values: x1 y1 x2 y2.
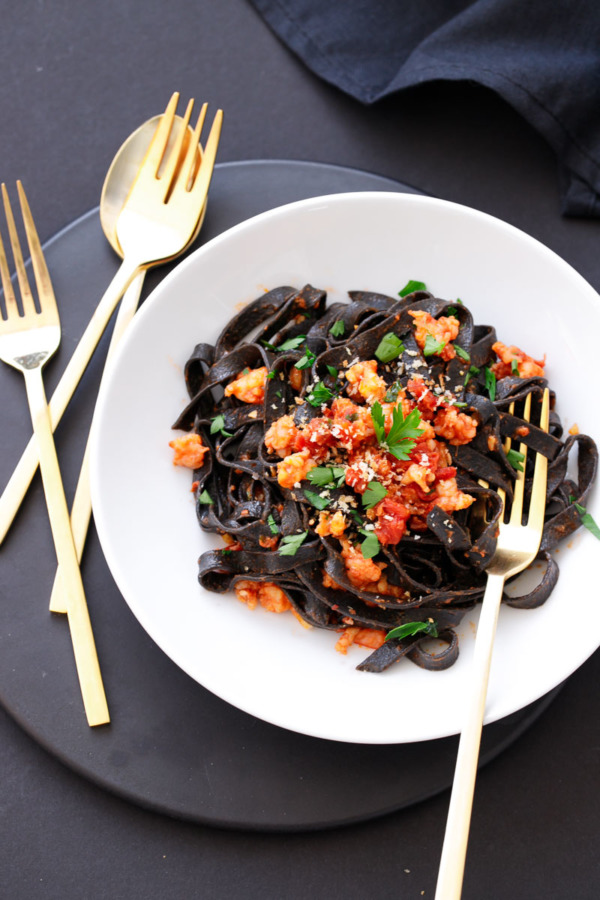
249 0 600 217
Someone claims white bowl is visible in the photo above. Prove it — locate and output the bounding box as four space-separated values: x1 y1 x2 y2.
90 192 600 744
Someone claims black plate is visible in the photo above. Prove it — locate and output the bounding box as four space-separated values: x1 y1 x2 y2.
0 160 560 831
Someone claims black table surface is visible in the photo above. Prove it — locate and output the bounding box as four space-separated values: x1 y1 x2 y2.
1 3 599 898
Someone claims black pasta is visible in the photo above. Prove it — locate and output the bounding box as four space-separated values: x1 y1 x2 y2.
172 285 598 672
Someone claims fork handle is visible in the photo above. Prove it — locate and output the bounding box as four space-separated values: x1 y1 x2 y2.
435 572 505 900
49 271 146 613
0 254 143 545
22 366 110 727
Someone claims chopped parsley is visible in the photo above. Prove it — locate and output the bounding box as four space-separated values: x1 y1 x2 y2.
385 620 438 642
329 320 345 338
278 334 306 352
362 480 388 510
267 514 279 535
464 364 480 387
506 448 525 472
210 414 233 437
267 371 275 380
570 497 600 540
384 382 401 403
295 348 316 370
511 358 519 375
359 529 380 559
484 366 497 401
198 489 213 505
375 333 405 363
306 466 346 488
399 279 426 297
307 381 334 407
278 531 308 556
303 489 330 510
326 365 338 378
446 307 457 316
423 334 446 357
371 401 424 461
454 345 470 362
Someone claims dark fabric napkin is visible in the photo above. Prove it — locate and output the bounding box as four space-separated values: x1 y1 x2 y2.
249 0 600 217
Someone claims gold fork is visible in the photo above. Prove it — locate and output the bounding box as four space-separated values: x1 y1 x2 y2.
0 93 222 546
0 182 109 726
435 388 550 900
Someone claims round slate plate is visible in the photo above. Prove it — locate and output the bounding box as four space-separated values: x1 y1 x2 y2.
0 160 559 831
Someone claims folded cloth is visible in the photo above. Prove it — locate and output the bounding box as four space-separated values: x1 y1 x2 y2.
249 0 600 216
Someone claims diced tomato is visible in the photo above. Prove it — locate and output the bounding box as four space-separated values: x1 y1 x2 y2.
374 496 410 546
435 466 457 480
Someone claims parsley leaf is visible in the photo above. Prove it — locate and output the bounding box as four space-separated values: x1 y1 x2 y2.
464 364 480 387
306 466 346 488
384 382 401 403
307 381 334 407
385 620 438 642
506 448 525 472
371 402 424 461
198 489 213 505
423 334 446 357
278 334 306 352
570 497 600 540
329 320 345 338
278 531 308 556
326 365 338 378
210 414 233 437
362 480 388 510
485 367 497 401
454 345 470 362
375 333 405 363
295 348 316 370
267 514 279 535
359 529 380 559
303 489 330 510
399 279 426 297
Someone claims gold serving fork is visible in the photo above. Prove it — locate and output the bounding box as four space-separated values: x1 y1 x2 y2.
0 182 109 726
0 94 222 546
435 388 550 900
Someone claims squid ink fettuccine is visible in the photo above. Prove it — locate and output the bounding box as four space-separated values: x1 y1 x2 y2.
170 284 598 672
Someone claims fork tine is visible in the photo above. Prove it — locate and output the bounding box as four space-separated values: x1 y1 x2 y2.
508 394 531 526
142 91 180 178
0 214 20 320
17 181 57 320
1 183 37 318
525 388 550 534
160 97 195 200
187 108 223 198
180 102 208 185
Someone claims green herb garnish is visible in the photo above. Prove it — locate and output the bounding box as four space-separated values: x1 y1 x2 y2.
484 367 497 401
303 489 330 510
570 496 600 540
454 345 470 362
278 531 308 556
267 371 275 380
295 348 316 370
399 279 426 297
511 358 519 375
329 320 345 338
198 490 213 505
384 382 401 403
326 365 339 378
359 529 380 559
306 466 346 488
210 414 233 437
464 364 480 387
362 480 388 510
423 334 446 357
278 334 306 352
307 381 334 407
506 448 525 472
385 620 438 642
375 333 405 363
267 514 279 535
371 401 424 461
